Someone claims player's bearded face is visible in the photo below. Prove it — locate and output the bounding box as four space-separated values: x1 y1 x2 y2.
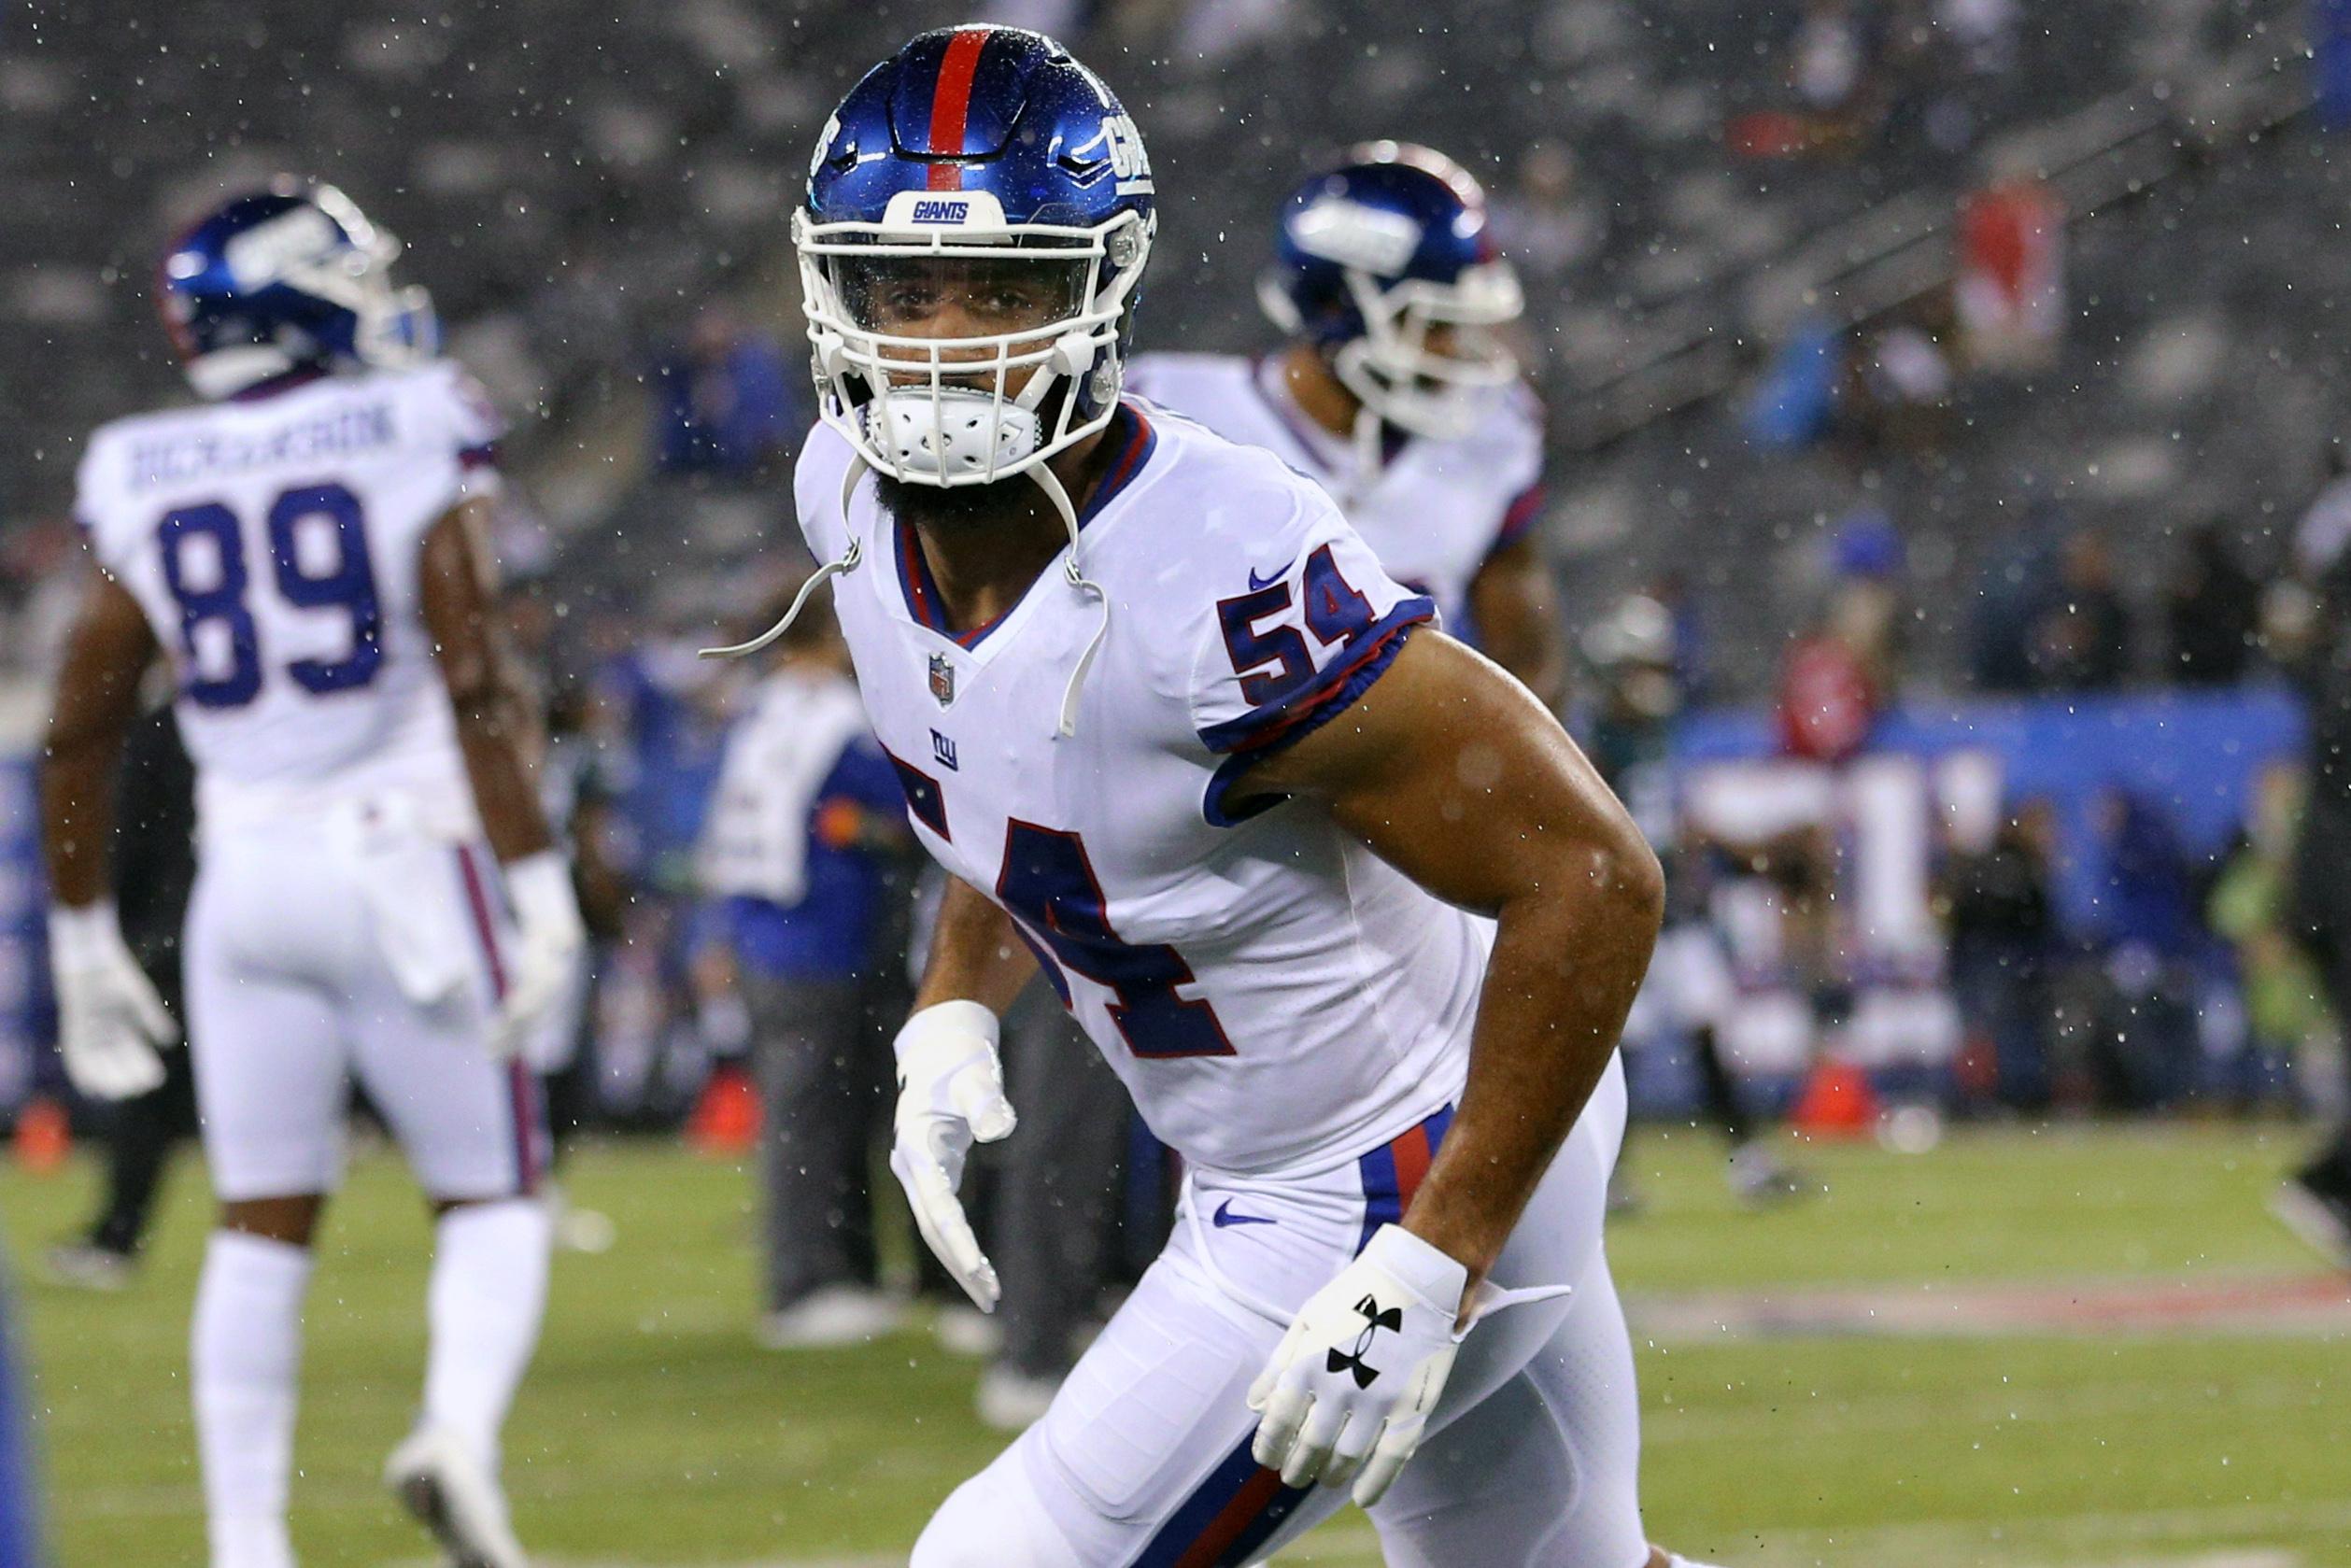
843 252 1095 525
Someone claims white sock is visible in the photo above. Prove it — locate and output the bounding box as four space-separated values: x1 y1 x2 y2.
422 1199 552 1469
191 1231 313 1568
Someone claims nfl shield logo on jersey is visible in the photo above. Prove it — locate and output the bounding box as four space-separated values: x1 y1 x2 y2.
928 651 956 708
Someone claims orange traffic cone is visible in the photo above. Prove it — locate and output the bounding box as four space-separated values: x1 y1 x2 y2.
13 1096 71 1173
1789 1058 1879 1139
687 1062 761 1155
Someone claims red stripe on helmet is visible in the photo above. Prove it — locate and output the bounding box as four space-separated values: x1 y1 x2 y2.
925 27 991 191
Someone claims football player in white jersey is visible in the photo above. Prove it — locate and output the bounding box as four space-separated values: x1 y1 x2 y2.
1128 143 1566 710
42 182 581 1568
723 28 1725 1567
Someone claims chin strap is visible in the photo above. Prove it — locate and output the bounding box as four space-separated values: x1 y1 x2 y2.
1346 404 1386 503
1026 459 1110 741
699 446 1110 742
699 454 871 660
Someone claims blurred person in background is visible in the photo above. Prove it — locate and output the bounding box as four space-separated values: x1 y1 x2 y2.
648 308 802 480
42 700 199 1291
2089 791 2202 1110
1968 498 2061 694
525 677 630 1250
1129 141 1568 710
2028 525 2133 692
697 595 914 1348
2164 517 2261 685
1777 520 1903 765
1489 140 1607 288
2279 473 2351 1265
1585 596 1810 1205
1789 0 1878 135
45 182 578 1568
1955 157 2065 373
2208 767 2330 1112
970 982 1129 1431
1942 799 2057 1112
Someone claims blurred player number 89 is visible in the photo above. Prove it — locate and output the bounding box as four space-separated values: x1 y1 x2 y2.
153 482 383 709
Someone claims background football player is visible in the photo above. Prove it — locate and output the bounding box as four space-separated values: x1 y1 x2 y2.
1583 594 1811 1207
1129 142 1566 709
730 26 1722 1566
41 181 580 1568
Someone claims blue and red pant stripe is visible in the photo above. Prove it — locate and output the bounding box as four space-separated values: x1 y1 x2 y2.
1355 1104 1455 1252
454 845 550 1195
1127 1104 1457 1564
1130 1434 1311 1568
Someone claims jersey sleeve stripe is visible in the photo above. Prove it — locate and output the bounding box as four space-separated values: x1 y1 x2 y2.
1198 611 1431 827
1197 596 1435 756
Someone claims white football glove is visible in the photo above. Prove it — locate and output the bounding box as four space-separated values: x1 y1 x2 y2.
48 900 175 1100
888 1000 1016 1312
490 852 586 1060
1247 1224 1469 1505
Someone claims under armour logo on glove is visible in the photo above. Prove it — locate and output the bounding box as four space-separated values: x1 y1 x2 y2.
1247 1226 1470 1504
1324 1294 1403 1388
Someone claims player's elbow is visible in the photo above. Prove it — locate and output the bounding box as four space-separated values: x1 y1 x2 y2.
1595 829 1666 944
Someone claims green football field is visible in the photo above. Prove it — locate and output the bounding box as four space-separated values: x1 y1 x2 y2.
3 1123 2345 1567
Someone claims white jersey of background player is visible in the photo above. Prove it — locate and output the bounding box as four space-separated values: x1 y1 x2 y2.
43 183 582 1568
1129 142 1565 709
740 27 1722 1567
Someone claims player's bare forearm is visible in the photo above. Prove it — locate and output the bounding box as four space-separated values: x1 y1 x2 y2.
1405 858 1654 1287
1467 540 1568 712
420 501 554 863
915 873 1041 1016
1238 630 1662 1292
40 573 159 909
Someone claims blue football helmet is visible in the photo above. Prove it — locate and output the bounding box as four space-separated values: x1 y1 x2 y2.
795 25 1156 487
1260 143 1522 441
158 180 437 400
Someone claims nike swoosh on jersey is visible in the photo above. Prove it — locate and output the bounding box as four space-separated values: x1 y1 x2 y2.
1246 558 1296 592
1212 1199 1277 1228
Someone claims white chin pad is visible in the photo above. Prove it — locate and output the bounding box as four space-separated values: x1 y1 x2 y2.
866 388 1043 480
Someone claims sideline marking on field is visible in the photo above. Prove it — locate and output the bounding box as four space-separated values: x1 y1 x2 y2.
1627 1271 2350 1341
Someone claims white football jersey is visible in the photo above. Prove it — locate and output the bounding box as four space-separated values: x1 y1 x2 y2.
797 405 1488 1174
1126 353 1545 634
74 363 503 826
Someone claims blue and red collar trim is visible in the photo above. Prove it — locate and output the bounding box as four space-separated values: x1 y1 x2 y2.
894 403 1157 648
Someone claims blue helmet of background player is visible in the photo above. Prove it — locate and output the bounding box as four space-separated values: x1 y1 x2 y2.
795 25 1156 488
1259 142 1523 441
157 180 438 400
